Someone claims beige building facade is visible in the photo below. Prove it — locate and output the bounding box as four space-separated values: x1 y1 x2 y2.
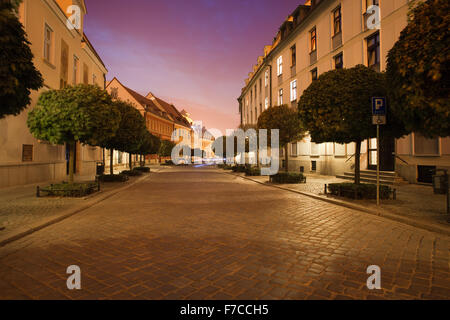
239 0 450 183
0 0 108 188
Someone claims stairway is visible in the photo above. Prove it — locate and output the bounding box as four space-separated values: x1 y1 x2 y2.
336 170 408 186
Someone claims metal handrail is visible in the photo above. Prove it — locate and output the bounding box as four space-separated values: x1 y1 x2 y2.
392 153 409 165
345 153 355 163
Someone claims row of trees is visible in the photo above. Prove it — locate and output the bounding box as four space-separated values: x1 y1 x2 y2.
226 0 448 184
27 85 161 183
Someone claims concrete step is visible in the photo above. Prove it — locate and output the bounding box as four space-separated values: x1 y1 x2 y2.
337 171 409 186
336 174 396 185
343 172 397 181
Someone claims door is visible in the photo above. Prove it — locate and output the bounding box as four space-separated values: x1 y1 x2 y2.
367 136 395 172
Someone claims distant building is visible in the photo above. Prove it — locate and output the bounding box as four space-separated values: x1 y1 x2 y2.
105 78 193 166
238 0 449 183
0 0 108 188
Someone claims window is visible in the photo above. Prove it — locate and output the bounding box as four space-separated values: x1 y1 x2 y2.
333 6 342 35
250 90 253 104
265 97 269 110
367 32 380 71
277 56 283 76
278 88 283 105
110 87 118 99
414 134 440 155
255 85 257 100
60 40 69 89
83 63 89 84
366 0 379 10
291 143 298 156
22 145 33 162
93 74 97 85
265 69 269 87
310 28 317 52
290 80 297 102
73 55 79 84
311 68 318 81
291 45 296 66
44 24 53 62
260 103 263 114
259 78 262 93
334 53 344 69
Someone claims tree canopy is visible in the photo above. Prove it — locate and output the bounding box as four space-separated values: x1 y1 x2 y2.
0 1 43 119
27 85 120 182
298 65 407 183
257 105 305 172
158 140 176 158
386 0 450 138
101 100 147 154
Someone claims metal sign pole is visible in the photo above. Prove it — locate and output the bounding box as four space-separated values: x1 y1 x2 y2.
377 124 380 206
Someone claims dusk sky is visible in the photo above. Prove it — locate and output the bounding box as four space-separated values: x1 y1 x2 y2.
84 0 304 134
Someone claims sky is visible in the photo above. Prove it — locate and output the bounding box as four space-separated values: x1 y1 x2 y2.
84 0 304 134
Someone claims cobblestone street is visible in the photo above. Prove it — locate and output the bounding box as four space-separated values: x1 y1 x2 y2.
0 167 449 300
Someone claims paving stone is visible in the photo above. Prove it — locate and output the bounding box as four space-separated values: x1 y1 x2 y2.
0 167 448 300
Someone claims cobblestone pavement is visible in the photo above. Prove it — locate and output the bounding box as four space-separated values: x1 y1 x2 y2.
0 167 449 300
244 173 450 228
0 166 163 242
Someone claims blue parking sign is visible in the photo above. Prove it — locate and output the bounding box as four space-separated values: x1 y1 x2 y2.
372 97 387 115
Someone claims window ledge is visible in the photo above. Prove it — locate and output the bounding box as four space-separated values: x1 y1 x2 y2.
42 58 56 69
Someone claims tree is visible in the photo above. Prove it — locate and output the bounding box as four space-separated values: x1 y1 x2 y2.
0 1 43 119
100 100 147 173
158 140 176 163
257 105 305 172
137 130 160 167
386 0 450 138
298 65 407 184
27 85 120 183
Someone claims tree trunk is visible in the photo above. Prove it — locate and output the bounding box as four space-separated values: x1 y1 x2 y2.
102 148 105 166
129 153 133 170
284 144 289 173
110 149 114 175
354 140 362 185
68 141 75 184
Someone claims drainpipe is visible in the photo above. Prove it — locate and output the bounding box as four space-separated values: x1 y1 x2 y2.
269 64 273 107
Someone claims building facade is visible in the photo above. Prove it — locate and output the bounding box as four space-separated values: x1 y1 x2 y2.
0 0 108 188
105 78 193 167
238 0 450 183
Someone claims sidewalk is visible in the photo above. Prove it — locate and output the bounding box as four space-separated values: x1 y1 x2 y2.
229 172 450 236
0 165 164 246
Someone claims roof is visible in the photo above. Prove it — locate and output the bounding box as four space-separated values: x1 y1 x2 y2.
108 78 173 122
146 93 191 128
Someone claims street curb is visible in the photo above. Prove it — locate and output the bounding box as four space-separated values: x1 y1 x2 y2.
225 171 450 237
0 171 160 248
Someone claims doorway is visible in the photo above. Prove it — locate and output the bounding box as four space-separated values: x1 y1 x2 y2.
368 135 395 171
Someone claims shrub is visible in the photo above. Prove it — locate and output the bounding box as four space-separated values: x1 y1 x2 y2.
245 167 261 176
40 182 99 197
270 172 306 184
161 160 174 166
98 174 129 182
218 164 233 170
133 167 151 173
327 183 392 200
232 165 248 173
121 170 143 176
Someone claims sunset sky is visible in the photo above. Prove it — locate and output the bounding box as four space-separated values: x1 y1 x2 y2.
84 0 304 134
